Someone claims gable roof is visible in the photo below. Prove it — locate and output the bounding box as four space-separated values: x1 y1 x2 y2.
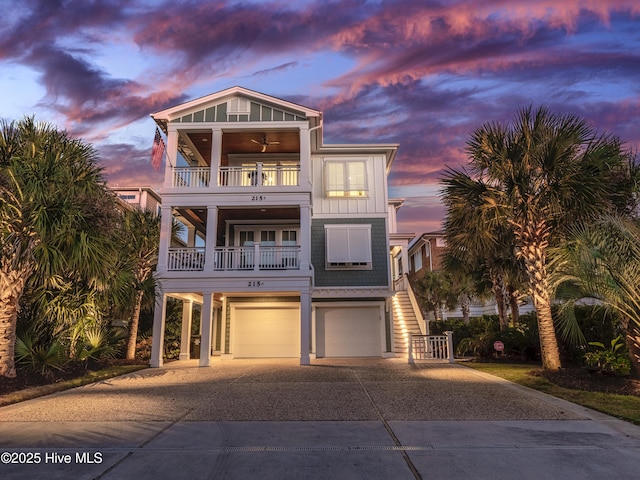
151 86 322 125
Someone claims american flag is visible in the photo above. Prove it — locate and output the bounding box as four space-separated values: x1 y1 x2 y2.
151 127 165 171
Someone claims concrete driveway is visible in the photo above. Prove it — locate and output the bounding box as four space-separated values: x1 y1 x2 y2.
0 358 639 479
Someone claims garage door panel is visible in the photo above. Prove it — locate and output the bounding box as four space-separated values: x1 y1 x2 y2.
317 307 381 357
234 307 299 358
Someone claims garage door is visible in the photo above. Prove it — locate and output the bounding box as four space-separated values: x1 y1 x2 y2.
233 306 299 357
316 307 382 357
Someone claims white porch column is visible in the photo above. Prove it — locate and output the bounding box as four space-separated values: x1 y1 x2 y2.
200 292 214 367
310 304 317 359
157 206 173 271
299 205 311 271
150 293 167 368
163 126 179 188
210 128 222 190
299 125 310 187
300 290 311 365
203 206 218 271
179 300 193 361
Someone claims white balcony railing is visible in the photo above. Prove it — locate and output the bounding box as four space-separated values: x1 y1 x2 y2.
166 246 300 272
167 247 206 271
218 164 299 187
213 246 300 270
171 165 299 188
172 167 210 188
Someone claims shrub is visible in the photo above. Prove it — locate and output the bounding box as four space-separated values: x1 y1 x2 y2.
584 335 631 376
74 327 126 364
449 313 540 360
15 332 67 376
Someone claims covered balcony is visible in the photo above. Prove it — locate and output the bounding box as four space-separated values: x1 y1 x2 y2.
167 245 301 272
160 206 308 274
166 129 304 190
171 163 299 188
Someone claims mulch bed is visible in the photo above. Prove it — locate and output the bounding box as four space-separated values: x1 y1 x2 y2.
0 359 144 397
535 367 640 397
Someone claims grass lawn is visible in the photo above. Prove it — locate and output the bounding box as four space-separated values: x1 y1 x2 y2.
464 362 640 425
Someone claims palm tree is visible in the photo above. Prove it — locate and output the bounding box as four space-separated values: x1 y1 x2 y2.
550 215 640 370
441 170 524 330
457 106 636 370
117 207 161 360
0 118 111 377
412 271 458 323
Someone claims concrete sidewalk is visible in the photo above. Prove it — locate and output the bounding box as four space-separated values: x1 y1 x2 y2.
1 358 639 479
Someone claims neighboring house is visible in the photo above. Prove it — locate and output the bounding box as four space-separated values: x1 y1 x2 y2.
407 231 446 282
111 186 162 214
148 86 417 367
406 231 535 319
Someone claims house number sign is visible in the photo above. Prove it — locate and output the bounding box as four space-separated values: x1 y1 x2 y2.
248 281 264 287
251 195 266 201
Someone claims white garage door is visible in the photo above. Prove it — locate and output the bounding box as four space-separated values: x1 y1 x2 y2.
316 307 382 357
233 306 299 358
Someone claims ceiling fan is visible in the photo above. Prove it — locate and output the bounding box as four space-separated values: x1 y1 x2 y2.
251 136 280 152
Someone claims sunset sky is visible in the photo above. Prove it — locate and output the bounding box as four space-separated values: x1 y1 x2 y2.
1 0 639 233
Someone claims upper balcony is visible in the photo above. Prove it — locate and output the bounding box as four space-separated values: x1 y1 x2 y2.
163 127 309 193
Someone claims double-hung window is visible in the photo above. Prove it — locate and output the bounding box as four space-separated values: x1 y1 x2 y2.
325 224 372 269
325 160 368 197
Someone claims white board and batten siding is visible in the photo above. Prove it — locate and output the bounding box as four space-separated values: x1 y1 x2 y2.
312 155 389 216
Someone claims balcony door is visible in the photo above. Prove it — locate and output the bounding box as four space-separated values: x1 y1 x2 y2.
282 230 298 268
239 230 255 269
260 230 276 267
234 227 299 270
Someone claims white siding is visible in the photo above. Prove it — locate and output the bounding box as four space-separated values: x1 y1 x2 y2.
312 154 388 216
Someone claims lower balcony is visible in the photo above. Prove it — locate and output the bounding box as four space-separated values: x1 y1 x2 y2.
167 246 301 272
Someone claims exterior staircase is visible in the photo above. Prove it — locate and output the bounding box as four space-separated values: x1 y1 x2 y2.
392 291 423 357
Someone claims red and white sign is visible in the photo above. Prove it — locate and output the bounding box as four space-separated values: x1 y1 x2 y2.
493 341 505 352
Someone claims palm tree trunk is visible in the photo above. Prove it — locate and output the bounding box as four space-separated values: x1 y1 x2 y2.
533 295 561 370
0 267 28 378
508 285 520 325
490 269 508 330
518 227 562 371
625 322 640 377
461 296 470 323
125 289 145 360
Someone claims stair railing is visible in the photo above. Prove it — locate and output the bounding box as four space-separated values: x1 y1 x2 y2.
405 274 426 335
408 331 454 364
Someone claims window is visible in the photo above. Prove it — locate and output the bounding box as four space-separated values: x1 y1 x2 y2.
227 97 251 115
411 251 422 272
325 160 367 197
325 224 372 269
282 230 297 245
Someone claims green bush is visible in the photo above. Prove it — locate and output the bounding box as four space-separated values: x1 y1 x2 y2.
448 313 540 360
74 327 126 364
15 332 67 376
432 315 500 354
555 305 622 363
584 335 631 376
